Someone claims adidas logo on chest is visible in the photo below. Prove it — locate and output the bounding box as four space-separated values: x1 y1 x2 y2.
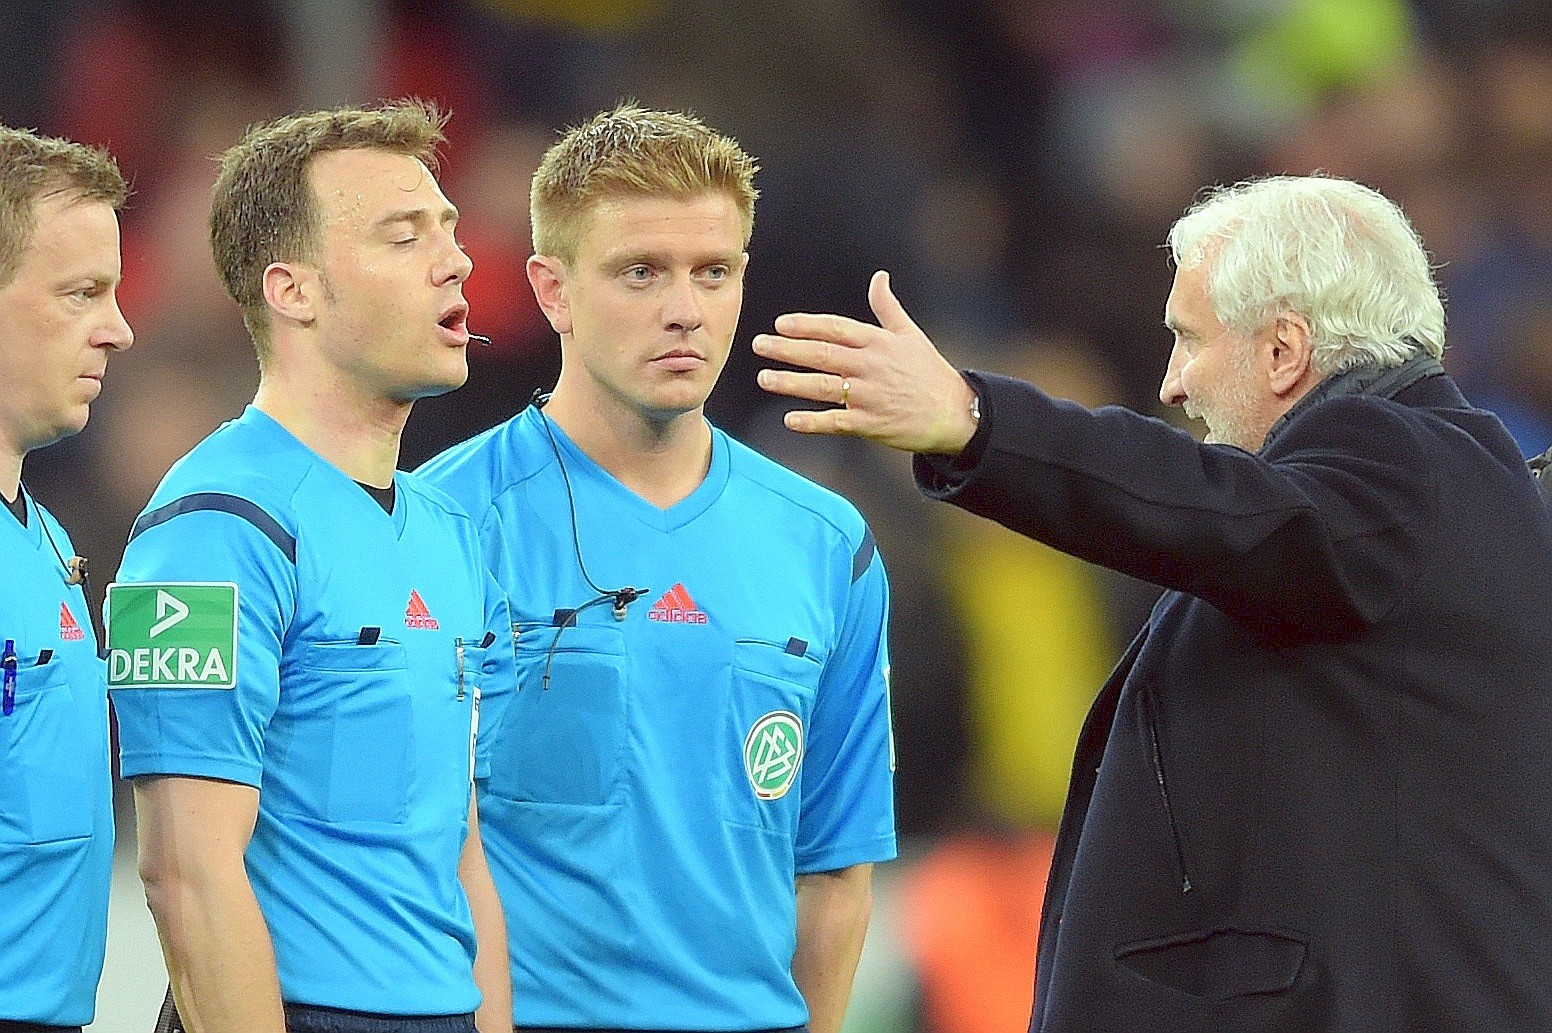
59 602 86 642
648 582 708 625
404 589 440 630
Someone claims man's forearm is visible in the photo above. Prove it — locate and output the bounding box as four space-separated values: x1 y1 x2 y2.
152 878 286 1033
793 864 874 1033
460 802 512 1032
135 776 286 1033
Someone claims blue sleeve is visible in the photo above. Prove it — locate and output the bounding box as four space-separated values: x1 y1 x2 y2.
109 508 295 786
478 503 519 601
795 539 898 873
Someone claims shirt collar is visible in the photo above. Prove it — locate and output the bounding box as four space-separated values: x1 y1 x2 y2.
1263 351 1445 451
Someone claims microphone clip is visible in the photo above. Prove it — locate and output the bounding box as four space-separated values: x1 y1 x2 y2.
612 587 646 621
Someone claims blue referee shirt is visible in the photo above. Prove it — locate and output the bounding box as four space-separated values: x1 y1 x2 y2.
0 489 113 1026
109 407 514 1015
420 405 897 1030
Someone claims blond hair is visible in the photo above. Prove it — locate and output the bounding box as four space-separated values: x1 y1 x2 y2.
209 98 448 351
0 125 127 288
531 102 758 264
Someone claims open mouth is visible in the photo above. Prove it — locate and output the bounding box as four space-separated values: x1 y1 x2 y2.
438 304 469 335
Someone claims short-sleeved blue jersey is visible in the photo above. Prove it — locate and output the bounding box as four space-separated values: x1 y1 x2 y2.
0 491 113 1026
109 406 514 1015
420 404 897 1030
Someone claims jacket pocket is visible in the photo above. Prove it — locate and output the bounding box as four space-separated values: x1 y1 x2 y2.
1143 681 1193 894
0 658 96 843
1115 926 1307 1000
489 623 627 807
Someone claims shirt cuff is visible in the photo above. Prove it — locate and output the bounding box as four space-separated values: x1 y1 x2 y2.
913 371 991 491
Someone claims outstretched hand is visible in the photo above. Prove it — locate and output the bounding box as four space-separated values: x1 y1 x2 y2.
753 270 979 455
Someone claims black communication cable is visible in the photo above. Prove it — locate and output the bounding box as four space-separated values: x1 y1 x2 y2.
529 390 647 688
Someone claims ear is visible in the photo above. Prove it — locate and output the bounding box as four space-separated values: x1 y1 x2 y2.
1267 312 1314 397
527 255 571 335
261 261 317 330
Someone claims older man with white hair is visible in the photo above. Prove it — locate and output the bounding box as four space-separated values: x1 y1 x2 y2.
754 174 1552 1033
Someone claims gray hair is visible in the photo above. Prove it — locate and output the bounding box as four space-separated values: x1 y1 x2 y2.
1166 175 1445 375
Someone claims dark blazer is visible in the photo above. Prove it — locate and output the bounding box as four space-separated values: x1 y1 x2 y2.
916 364 1552 1033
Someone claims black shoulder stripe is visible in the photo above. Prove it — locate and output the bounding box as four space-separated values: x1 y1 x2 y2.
129 492 297 564
851 526 876 583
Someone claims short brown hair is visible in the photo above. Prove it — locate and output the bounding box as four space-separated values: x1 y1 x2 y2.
0 125 127 288
531 102 759 265
209 98 448 350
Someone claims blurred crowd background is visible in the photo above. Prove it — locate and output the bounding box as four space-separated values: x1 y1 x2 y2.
7 0 1552 1029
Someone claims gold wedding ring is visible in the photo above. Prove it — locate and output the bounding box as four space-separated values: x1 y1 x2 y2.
840 378 852 407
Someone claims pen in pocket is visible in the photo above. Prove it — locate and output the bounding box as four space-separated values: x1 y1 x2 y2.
2 638 16 717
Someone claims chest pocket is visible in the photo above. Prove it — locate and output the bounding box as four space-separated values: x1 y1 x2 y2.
723 638 823 833
283 639 412 824
0 658 99 844
487 623 627 807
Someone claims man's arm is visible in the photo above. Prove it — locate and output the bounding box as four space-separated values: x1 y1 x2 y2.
459 797 511 1033
793 863 874 1033
134 774 285 1033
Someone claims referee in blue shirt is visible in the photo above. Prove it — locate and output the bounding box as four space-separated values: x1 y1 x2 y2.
0 125 132 1032
421 104 896 1033
108 101 511 1033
